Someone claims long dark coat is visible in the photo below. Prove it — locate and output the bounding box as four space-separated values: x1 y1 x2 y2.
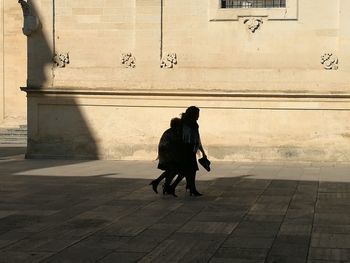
157 127 183 171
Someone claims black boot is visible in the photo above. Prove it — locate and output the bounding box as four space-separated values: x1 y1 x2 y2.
190 189 202 196
163 184 177 197
149 180 159 194
187 172 202 197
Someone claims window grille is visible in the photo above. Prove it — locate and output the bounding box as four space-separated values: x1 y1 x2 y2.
221 0 286 8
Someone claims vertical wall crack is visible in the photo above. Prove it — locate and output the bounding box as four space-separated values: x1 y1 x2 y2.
2 0 5 119
51 0 55 87
160 0 163 60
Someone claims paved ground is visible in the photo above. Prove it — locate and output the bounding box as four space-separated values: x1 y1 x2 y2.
1 147 350 262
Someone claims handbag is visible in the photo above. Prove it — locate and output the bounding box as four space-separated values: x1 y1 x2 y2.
198 156 211 172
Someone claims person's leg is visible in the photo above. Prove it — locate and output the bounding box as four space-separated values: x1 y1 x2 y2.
187 170 202 196
163 170 179 197
150 171 168 194
185 170 193 192
163 173 185 197
164 170 177 188
170 173 185 190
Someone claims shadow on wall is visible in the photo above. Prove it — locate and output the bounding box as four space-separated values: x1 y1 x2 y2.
22 0 99 159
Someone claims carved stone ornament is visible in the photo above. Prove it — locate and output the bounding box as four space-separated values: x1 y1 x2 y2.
121 53 136 68
244 17 263 33
321 53 338 70
160 53 177 68
18 0 40 36
53 53 70 68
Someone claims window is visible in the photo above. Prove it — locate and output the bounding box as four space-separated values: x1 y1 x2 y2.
209 0 298 21
221 0 286 8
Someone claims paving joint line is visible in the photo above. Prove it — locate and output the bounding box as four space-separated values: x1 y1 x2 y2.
138 192 220 261
36 190 158 262
263 180 300 263
306 180 320 262
206 177 274 262
36 183 197 262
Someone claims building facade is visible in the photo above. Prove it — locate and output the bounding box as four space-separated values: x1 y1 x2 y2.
0 0 27 127
15 0 350 162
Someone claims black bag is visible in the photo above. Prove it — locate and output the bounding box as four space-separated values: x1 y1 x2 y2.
198 156 211 172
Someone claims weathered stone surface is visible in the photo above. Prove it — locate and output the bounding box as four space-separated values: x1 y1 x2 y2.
0 158 350 262
40 246 111 263
178 221 238 235
313 224 350 235
314 213 350 225
0 251 52 263
223 236 274 249
2 0 348 161
279 223 312 235
214 247 269 260
311 233 350 249
308 248 350 261
266 255 306 263
99 252 145 263
232 221 281 237
210 259 265 263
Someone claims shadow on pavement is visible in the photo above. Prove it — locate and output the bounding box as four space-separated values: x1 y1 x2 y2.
0 147 26 159
0 145 103 178
0 169 347 262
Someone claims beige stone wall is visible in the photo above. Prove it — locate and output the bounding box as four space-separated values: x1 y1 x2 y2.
339 0 350 70
25 91 350 162
23 0 350 162
48 0 349 93
0 0 26 125
0 0 3 121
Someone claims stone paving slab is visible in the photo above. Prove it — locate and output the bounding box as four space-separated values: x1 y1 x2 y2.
2 148 350 262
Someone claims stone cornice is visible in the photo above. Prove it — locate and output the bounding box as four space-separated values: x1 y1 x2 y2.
20 87 350 99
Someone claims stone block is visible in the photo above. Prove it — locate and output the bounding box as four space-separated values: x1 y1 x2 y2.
214 247 269 260
311 233 350 249
278 224 312 236
223 236 274 249
178 221 238 235
99 252 145 263
308 248 350 261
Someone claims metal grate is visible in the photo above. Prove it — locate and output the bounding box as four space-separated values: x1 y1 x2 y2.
221 0 286 8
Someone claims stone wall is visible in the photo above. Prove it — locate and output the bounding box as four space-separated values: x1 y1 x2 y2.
22 0 350 162
45 0 349 92
0 0 27 125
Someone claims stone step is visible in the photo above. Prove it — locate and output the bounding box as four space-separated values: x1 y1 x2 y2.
0 124 27 146
0 141 27 144
0 131 27 136
0 138 26 142
0 135 27 138
0 141 27 145
0 127 27 132
0 136 27 140
0 131 27 135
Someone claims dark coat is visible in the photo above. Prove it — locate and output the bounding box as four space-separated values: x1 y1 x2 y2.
181 121 199 171
157 127 183 171
157 118 200 172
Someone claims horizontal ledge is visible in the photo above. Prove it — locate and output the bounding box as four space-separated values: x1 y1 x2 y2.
209 18 298 21
20 87 350 99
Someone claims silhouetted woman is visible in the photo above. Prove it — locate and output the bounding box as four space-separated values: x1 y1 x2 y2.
171 106 206 196
150 117 182 196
